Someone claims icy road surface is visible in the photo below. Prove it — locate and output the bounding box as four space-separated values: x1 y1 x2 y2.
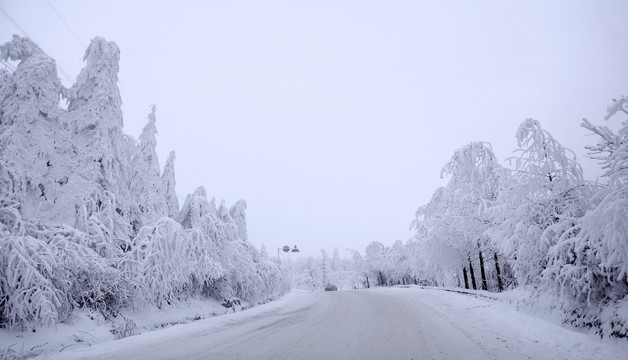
43 287 626 360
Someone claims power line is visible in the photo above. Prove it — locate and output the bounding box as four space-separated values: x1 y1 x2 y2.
0 5 28 36
1 59 16 72
0 4 74 84
45 0 85 49
0 5 28 73
57 66 74 84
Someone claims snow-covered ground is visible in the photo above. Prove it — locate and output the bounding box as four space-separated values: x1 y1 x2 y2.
11 287 626 360
0 297 249 359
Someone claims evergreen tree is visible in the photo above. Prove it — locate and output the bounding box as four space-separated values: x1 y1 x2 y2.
65 36 135 239
229 199 248 242
133 106 167 225
0 35 74 223
161 151 179 218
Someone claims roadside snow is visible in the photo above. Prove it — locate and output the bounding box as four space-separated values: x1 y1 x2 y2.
383 286 628 359
0 296 260 359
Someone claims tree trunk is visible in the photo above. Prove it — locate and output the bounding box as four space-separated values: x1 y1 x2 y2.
468 257 477 290
463 267 469 289
478 249 488 291
494 253 503 292
365 275 370 289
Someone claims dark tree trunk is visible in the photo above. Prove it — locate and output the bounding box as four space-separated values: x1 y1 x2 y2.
463 267 469 289
494 253 503 292
478 249 488 291
469 257 477 290
414 276 418 285
365 275 370 288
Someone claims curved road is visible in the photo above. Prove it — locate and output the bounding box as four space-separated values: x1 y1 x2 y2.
45 288 624 360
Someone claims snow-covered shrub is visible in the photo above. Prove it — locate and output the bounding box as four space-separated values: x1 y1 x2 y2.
129 218 189 308
0 201 135 327
111 317 139 340
255 260 290 299
0 234 64 328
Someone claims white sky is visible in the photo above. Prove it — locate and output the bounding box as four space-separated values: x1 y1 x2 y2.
2 1 628 257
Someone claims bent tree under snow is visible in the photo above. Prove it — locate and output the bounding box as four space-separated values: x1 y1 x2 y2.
403 113 628 338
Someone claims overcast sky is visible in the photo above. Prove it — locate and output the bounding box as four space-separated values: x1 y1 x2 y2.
2 1 628 257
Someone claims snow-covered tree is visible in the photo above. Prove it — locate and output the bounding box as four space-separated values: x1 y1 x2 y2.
128 218 189 308
289 249 364 291
488 119 587 287
411 186 469 287
410 142 505 289
386 240 412 285
0 35 289 328
260 244 269 259
542 97 628 337
332 246 340 271
132 106 167 225
440 141 504 290
320 248 330 285
404 89 627 338
229 199 248 242
0 35 74 223
177 186 214 229
364 241 389 286
346 249 369 288
161 151 179 218
62 36 137 241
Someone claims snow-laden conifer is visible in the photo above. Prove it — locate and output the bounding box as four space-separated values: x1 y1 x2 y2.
161 151 179 218
0 35 75 224
132 106 167 225
64 36 138 240
229 199 248 242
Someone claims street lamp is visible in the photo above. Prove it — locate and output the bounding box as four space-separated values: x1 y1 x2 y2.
278 245 299 264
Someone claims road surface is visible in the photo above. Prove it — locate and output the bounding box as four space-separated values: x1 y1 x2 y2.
43 287 625 360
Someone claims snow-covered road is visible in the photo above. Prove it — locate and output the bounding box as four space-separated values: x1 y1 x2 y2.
43 287 626 360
